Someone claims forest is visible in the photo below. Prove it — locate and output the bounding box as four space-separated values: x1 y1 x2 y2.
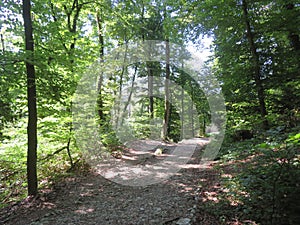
0 0 299 224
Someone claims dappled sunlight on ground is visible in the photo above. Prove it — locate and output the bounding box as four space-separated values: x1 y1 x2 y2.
0 138 267 225
75 207 95 214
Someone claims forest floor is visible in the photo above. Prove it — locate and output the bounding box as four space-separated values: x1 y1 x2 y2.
0 138 231 225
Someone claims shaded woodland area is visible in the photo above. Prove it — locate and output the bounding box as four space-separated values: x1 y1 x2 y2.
0 0 299 224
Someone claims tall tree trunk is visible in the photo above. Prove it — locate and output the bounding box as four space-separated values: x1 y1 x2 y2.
62 0 82 165
242 0 268 129
189 81 195 137
1 34 4 53
96 11 105 124
141 2 154 120
122 64 138 125
23 0 38 196
115 42 129 128
147 63 154 119
162 40 171 140
181 82 185 139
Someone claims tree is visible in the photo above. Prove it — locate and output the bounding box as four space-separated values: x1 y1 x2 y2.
285 3 300 51
241 0 268 129
183 0 299 130
23 0 38 196
162 39 171 140
96 10 105 123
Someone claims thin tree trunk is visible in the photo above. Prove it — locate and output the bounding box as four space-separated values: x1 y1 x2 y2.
163 40 171 140
122 64 138 125
181 82 184 139
1 34 4 53
147 63 154 119
63 0 82 70
242 0 268 129
96 11 105 124
115 42 129 128
190 81 195 137
62 0 82 165
202 116 206 137
23 0 38 196
142 3 154 120
180 63 186 139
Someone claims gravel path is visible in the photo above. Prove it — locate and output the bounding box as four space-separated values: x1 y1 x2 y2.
1 138 217 225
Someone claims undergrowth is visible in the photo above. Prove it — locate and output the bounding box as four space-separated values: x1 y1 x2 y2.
201 126 300 225
0 120 82 209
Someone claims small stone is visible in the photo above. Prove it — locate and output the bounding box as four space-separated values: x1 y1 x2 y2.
176 218 191 225
154 207 162 214
154 148 163 155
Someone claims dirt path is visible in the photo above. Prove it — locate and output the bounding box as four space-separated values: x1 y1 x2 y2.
1 138 220 225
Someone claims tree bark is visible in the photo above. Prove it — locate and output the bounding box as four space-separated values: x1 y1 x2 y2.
147 63 154 119
1 34 4 53
115 42 129 128
122 64 138 124
23 0 38 196
162 40 171 140
242 0 268 129
181 82 185 139
96 11 105 124
189 81 195 137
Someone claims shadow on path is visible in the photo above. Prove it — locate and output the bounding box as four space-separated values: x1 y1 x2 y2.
1 138 222 225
